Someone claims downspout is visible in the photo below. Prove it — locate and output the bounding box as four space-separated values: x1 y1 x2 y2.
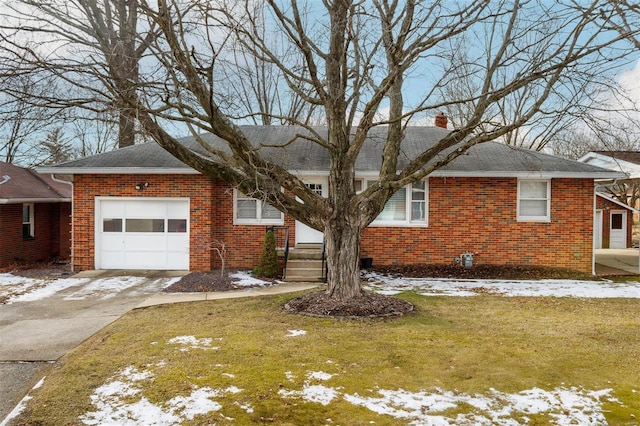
51 174 74 272
592 184 596 276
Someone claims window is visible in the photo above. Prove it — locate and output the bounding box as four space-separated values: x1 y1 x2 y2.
611 213 623 230
103 218 123 232
22 203 34 239
125 219 165 232
367 180 429 226
234 191 284 225
168 219 188 233
518 179 550 222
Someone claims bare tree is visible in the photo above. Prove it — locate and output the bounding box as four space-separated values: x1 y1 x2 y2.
0 71 65 164
0 0 158 148
216 6 322 125
551 123 640 211
551 124 640 160
3 1 639 302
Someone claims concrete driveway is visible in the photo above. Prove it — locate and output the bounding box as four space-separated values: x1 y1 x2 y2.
595 248 640 275
0 269 186 424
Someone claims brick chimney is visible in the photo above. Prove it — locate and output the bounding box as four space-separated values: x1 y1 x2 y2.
434 112 448 129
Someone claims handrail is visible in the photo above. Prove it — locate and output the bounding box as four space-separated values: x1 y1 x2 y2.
266 226 290 279
321 237 327 282
283 227 290 278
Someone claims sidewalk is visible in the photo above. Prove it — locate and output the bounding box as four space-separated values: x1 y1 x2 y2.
137 282 321 308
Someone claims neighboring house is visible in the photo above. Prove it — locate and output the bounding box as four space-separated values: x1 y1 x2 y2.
579 151 640 246
579 151 640 180
0 161 72 268
595 193 637 249
39 126 622 275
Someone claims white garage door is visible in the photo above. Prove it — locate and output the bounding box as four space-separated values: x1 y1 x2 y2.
97 198 190 270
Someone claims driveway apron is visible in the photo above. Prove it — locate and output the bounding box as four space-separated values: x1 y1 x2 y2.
0 270 186 424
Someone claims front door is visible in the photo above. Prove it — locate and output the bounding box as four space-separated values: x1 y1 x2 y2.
295 177 328 244
609 210 627 249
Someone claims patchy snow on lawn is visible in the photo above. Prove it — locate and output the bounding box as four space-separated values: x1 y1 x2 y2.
277 371 623 425
363 272 640 298
286 329 307 337
341 386 618 425
278 371 340 406
79 366 241 426
167 335 220 352
75 362 631 425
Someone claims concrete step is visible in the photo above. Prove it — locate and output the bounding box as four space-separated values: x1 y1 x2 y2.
287 259 323 269
284 259 325 282
284 272 325 282
283 245 325 282
295 243 323 250
288 248 324 260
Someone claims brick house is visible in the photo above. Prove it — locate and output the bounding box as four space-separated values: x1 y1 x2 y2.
595 193 636 249
0 161 71 268
39 126 622 275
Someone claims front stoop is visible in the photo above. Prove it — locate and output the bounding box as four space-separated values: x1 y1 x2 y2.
284 244 325 282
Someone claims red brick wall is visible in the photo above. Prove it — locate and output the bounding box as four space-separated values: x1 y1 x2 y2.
361 177 594 273
73 174 215 271
72 174 595 273
595 197 633 248
208 180 297 269
0 202 71 268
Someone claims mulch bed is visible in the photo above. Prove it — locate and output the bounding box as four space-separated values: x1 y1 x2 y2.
163 270 277 292
284 291 414 318
371 263 599 281
2 261 73 279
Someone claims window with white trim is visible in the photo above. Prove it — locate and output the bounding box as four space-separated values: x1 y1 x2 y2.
364 180 429 226
517 179 550 222
22 203 34 239
234 190 284 225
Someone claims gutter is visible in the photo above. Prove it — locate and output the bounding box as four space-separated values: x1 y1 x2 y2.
0 198 72 204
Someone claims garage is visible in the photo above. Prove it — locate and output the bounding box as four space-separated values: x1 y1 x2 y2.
96 198 190 270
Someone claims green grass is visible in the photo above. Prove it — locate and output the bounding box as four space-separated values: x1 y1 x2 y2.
14 292 640 425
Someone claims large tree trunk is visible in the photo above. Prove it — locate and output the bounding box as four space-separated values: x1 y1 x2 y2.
324 215 364 300
118 104 136 148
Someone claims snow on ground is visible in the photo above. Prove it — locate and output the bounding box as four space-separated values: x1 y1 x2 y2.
79 365 242 426
78 350 627 425
167 335 220 352
363 272 640 298
229 270 272 287
1 275 89 304
0 377 46 426
4 269 640 304
0 274 180 304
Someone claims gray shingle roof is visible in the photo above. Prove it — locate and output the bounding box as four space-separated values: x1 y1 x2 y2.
39 126 622 178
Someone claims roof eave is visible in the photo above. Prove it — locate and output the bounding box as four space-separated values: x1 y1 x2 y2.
36 167 200 175
0 198 72 204
429 170 626 179
596 193 640 213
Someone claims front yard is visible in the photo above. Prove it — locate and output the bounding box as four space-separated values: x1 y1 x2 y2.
11 290 640 425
